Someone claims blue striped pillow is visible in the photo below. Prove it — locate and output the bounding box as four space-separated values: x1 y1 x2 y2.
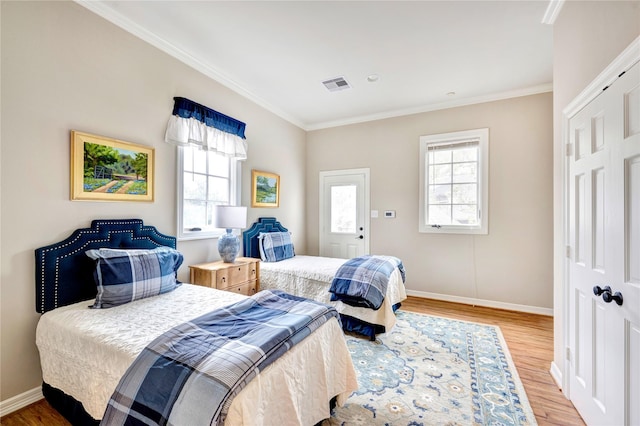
259 232 295 262
85 247 183 308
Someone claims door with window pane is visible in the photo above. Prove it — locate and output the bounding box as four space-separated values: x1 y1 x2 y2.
319 169 369 258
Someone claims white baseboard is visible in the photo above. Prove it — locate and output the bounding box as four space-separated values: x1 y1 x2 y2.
549 361 564 392
406 290 554 316
0 387 43 417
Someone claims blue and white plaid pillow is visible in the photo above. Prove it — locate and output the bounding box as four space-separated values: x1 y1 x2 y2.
85 247 183 308
259 232 295 262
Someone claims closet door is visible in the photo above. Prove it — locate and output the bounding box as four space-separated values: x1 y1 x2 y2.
567 61 640 426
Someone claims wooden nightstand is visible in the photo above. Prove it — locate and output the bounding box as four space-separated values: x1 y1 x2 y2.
189 257 260 296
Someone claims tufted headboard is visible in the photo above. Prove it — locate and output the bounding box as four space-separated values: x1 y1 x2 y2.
242 217 288 259
35 219 176 314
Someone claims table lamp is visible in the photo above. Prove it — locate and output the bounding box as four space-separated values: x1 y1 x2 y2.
213 205 247 263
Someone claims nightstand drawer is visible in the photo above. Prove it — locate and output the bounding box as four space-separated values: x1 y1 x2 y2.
218 263 250 288
189 258 260 294
222 280 258 296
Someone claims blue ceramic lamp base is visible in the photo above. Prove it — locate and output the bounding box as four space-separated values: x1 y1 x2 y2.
218 229 240 263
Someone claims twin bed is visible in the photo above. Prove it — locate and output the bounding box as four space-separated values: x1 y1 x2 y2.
242 217 407 340
35 218 406 425
35 219 357 425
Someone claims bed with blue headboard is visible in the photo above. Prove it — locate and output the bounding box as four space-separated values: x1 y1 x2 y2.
243 217 407 340
35 218 357 425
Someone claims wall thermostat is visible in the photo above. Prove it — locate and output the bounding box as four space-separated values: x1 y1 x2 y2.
384 210 396 218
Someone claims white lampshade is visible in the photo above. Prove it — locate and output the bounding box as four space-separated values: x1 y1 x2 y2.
213 205 247 229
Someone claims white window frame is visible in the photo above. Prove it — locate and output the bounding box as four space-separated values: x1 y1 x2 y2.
177 146 242 241
419 128 489 235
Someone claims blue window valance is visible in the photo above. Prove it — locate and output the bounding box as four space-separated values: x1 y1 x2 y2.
164 97 247 160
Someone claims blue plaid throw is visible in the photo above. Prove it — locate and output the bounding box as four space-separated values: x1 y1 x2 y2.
101 290 339 426
329 255 405 310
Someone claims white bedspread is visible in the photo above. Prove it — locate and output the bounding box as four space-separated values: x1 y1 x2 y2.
259 255 407 332
36 284 357 425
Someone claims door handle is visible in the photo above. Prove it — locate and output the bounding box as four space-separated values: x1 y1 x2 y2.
355 235 364 240
593 285 624 306
602 290 624 306
593 285 611 296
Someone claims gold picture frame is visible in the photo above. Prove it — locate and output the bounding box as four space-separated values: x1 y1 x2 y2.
251 170 280 208
70 130 154 202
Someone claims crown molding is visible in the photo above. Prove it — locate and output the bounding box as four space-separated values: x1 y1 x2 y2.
542 0 565 25
307 83 553 131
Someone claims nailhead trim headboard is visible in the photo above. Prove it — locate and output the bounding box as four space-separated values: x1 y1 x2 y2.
35 219 176 314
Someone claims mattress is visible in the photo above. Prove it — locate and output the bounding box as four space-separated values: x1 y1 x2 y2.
36 283 357 425
259 255 407 331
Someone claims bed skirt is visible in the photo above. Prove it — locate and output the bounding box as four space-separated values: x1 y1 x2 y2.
342 302 402 340
42 382 99 426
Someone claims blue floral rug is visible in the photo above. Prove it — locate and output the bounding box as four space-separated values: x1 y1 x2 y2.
326 310 537 425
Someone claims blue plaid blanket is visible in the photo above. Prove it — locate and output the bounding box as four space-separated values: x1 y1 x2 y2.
329 255 405 310
101 290 339 426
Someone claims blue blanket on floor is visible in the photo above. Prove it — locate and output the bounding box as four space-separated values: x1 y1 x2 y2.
101 290 339 426
329 255 405 310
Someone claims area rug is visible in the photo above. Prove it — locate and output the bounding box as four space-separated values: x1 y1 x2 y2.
325 310 537 425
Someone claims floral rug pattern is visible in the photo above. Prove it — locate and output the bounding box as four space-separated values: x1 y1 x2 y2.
326 311 537 425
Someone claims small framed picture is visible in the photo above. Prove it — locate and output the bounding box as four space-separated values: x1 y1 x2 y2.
70 130 154 202
251 170 280 208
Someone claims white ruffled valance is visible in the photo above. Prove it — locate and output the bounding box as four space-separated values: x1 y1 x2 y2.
164 97 247 160
165 116 247 160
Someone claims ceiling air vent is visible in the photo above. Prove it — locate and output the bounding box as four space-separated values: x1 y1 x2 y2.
322 76 351 92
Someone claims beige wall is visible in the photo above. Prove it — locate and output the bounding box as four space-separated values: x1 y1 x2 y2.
551 1 640 387
307 93 554 310
0 1 306 401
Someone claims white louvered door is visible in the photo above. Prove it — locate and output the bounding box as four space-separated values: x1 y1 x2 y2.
568 61 640 426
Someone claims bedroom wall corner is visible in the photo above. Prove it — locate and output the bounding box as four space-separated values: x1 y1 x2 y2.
0 1 306 406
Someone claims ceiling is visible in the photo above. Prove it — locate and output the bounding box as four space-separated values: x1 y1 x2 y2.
78 1 555 131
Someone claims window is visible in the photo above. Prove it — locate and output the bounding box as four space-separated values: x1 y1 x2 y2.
419 128 489 234
177 145 241 240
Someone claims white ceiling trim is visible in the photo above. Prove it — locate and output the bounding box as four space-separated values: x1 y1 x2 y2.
307 83 553 131
74 0 306 129
541 0 565 25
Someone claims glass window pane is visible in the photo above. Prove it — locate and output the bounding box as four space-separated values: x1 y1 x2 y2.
429 184 451 204
452 162 477 183
183 200 206 229
208 176 229 203
433 164 451 184
433 149 452 164
331 185 356 233
192 148 206 174
184 172 207 200
183 146 194 172
209 151 229 177
428 205 451 225
453 205 478 225
452 183 477 204
453 146 477 162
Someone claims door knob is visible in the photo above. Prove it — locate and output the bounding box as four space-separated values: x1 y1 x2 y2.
602 290 623 306
593 285 611 296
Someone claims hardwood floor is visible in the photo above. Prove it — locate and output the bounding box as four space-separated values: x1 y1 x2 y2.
1 296 584 425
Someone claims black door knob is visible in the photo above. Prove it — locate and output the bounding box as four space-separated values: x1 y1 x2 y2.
602 290 623 306
593 285 611 296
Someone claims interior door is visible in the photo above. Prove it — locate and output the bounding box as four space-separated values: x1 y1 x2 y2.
567 61 640 426
319 168 369 258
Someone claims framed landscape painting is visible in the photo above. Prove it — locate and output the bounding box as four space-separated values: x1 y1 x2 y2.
251 170 279 207
70 131 154 202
